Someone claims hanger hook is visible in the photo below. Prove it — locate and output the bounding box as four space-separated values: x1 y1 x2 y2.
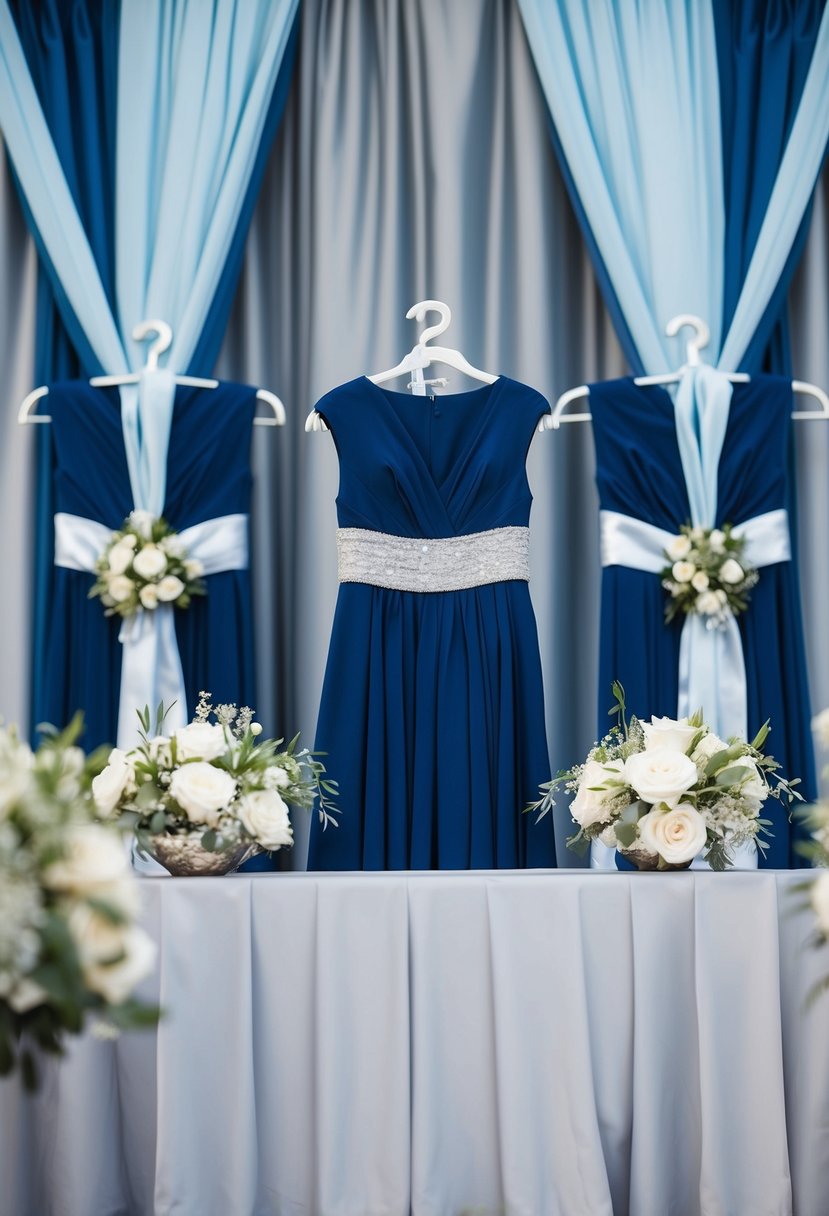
665 314 710 367
406 300 451 347
132 319 173 371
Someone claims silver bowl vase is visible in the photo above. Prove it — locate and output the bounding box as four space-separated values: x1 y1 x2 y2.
148 831 259 877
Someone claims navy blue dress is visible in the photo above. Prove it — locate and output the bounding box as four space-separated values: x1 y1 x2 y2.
41 380 258 752
307 376 556 871
591 375 816 867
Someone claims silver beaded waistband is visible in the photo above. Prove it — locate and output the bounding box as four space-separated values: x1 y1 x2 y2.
337 526 530 593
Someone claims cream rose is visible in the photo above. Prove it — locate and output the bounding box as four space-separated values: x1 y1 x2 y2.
156 575 185 603
139 584 159 610
719 558 745 585
570 758 625 829
709 529 726 552
183 558 204 580
696 590 722 615
68 905 156 1006
691 571 709 592
174 722 228 761
108 575 134 603
811 872 829 938
672 561 695 583
237 789 294 851
108 542 133 576
667 534 692 560
44 825 130 894
641 716 698 755
169 762 236 824
638 803 707 865
624 749 697 808
691 731 728 764
132 544 167 580
91 755 132 817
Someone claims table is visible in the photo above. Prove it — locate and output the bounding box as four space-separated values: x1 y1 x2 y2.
2 871 829 1216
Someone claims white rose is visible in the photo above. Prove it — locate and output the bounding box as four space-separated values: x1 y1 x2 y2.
716 589 728 605
128 510 155 539
237 789 294 851
728 755 768 803
68 905 156 1006
183 558 204 580
264 765 290 789
44 825 130 894
91 757 132 817
120 533 138 550
174 722 228 761
811 872 829 938
672 561 695 583
638 803 708 865
169 762 236 824
719 558 745 585
642 716 698 755
570 758 625 829
690 527 704 543
696 590 722 615
8 976 48 1013
156 575 185 603
813 708 829 749
691 731 728 764
667 535 692 560
624 749 698 809
709 529 726 552
108 542 133 576
691 571 709 592
139 583 159 610
108 575 135 603
132 545 167 580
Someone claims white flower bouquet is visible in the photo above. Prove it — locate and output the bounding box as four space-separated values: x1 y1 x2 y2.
528 684 801 870
0 717 157 1088
660 524 758 629
89 509 205 619
93 692 338 873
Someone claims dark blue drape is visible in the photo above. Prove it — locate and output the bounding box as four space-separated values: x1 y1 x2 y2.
714 0 828 375
9 0 300 744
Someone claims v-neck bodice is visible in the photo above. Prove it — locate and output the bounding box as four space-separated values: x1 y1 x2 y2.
314 375 549 539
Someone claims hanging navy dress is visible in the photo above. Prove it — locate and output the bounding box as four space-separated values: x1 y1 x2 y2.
41 380 257 752
591 375 816 868
307 376 556 871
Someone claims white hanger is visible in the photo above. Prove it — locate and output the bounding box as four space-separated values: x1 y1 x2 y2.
17 319 286 427
305 300 502 433
549 313 829 428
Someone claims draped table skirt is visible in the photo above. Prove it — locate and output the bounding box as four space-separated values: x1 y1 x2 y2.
1 871 828 1216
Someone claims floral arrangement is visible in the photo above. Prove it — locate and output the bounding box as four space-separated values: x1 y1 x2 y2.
660 524 758 629
0 717 157 1088
528 684 801 870
89 509 205 620
92 692 338 866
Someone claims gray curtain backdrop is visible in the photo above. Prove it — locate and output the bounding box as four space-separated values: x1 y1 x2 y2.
1 0 828 852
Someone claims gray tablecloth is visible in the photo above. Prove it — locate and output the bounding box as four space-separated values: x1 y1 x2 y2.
2 871 828 1216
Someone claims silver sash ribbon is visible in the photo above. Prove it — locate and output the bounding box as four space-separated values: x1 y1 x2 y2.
600 506 791 740
337 526 530 593
54 512 249 748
